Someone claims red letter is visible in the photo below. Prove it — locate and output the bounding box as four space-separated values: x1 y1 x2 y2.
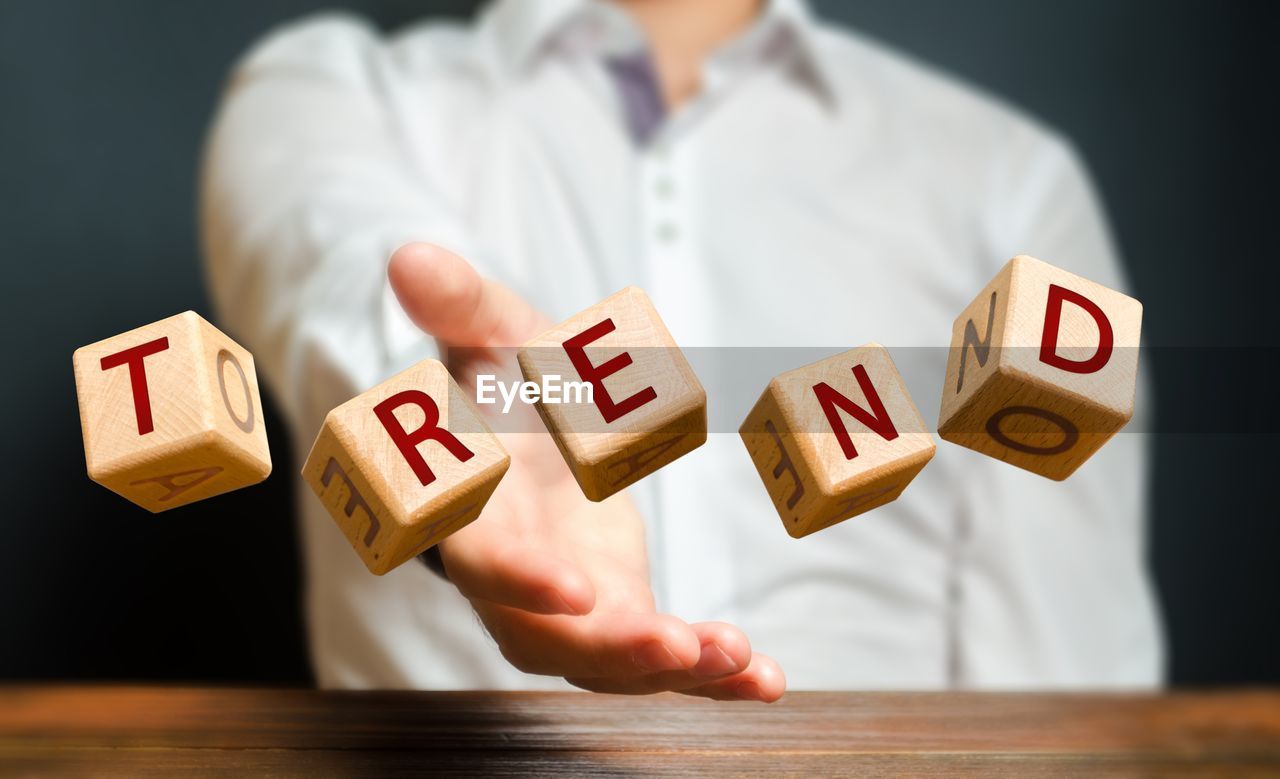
100 337 169 435
812 364 899 461
563 318 657 424
373 390 474 487
1039 284 1113 374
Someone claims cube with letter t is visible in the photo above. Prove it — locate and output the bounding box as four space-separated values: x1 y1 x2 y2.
517 286 707 501
73 311 272 512
937 255 1143 480
301 359 510 575
740 344 936 538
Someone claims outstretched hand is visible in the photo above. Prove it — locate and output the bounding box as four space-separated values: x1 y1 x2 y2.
387 242 784 701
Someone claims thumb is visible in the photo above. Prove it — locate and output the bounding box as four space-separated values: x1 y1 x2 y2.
388 242 547 348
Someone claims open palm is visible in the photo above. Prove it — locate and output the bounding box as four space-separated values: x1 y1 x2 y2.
389 242 784 700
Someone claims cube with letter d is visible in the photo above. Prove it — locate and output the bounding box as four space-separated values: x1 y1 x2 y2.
937 255 1143 480
517 286 707 501
301 359 510 575
740 344 936 538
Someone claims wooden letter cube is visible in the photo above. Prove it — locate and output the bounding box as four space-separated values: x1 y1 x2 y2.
517 287 706 501
301 359 510 575
740 344 936 538
73 311 272 512
937 255 1143 480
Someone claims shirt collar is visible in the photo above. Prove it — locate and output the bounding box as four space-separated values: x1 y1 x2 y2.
477 0 839 109
777 0 840 107
477 0 586 72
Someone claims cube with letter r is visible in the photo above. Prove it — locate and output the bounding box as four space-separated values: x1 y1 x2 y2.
301 358 510 575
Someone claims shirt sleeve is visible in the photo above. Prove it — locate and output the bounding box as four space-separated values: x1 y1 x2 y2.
956 129 1162 687
199 15 468 431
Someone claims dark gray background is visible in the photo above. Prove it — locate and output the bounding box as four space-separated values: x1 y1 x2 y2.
1 1 1275 685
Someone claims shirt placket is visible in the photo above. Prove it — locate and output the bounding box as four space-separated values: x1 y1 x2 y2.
640 125 740 624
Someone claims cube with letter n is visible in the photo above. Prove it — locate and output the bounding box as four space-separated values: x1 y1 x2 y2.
740 344 936 538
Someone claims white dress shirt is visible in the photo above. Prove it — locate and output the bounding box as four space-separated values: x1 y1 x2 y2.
201 0 1161 690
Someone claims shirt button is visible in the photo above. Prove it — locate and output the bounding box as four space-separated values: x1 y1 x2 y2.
654 178 674 199
656 223 678 243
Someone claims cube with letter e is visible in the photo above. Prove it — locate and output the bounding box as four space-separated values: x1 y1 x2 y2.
937 255 1143 480
301 359 510 575
72 311 272 512
517 286 707 501
740 344 936 538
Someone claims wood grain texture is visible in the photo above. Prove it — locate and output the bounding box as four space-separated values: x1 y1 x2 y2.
72 311 271 512
1 687 1277 777
518 287 706 501
301 358 509 575
938 255 1143 480
740 344 936 538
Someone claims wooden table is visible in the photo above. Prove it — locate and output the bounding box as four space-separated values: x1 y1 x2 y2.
1 687 1278 776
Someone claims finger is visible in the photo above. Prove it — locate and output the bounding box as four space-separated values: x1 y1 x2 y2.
479 607 702 679
440 525 595 616
387 242 546 347
680 653 787 703
563 622 751 695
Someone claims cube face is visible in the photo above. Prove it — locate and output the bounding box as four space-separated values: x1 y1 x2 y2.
938 255 1143 481
740 344 936 538
72 311 271 512
517 287 706 501
301 359 510 575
